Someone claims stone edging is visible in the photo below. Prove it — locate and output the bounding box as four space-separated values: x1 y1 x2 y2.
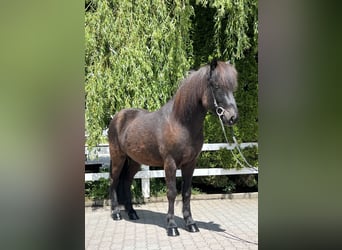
85 192 258 207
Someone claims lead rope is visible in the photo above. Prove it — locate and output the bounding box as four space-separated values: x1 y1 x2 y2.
216 114 258 172
229 126 258 171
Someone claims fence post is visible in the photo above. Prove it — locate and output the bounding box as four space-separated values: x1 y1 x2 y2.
141 165 150 200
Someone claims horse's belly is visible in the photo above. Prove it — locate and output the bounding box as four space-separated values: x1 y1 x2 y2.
126 146 164 166
126 142 200 167
121 127 164 166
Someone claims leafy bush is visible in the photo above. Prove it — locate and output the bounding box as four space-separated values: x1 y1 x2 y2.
85 178 109 200
131 179 143 203
85 177 143 202
223 180 236 194
150 178 168 197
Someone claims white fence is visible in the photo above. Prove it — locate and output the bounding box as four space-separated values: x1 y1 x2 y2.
85 143 258 198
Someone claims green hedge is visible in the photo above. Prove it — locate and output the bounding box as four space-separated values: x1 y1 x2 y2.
85 0 258 192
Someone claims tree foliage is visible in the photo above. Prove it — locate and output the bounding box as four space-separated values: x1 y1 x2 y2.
85 0 194 146
194 0 258 63
85 0 258 154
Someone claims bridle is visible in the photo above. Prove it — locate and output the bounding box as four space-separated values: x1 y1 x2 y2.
208 65 229 122
209 81 258 172
209 84 226 119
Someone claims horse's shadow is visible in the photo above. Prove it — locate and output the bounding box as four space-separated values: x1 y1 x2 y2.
120 208 225 233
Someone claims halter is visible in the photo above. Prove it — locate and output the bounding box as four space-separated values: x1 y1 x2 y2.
209 85 226 118
209 81 258 172
208 65 227 119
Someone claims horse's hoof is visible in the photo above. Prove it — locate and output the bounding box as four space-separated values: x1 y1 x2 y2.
111 212 122 221
187 224 199 233
128 211 139 220
167 227 180 237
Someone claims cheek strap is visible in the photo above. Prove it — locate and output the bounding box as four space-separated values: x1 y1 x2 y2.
210 85 225 118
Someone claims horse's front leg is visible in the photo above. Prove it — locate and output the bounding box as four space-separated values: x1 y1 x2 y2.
164 157 179 236
181 162 199 233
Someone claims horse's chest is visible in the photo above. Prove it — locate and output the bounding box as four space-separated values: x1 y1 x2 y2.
163 127 203 165
177 144 201 165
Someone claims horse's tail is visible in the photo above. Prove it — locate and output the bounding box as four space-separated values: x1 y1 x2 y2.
109 157 128 205
108 109 141 205
116 158 129 205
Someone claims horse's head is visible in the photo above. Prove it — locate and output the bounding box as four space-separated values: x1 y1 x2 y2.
207 60 238 126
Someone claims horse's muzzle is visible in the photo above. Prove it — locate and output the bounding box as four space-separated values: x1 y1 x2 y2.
217 107 238 126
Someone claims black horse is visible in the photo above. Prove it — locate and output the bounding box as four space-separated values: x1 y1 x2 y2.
108 60 238 236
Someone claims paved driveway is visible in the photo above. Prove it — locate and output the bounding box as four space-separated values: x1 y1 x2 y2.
85 197 258 249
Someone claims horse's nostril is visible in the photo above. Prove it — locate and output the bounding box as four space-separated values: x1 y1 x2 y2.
229 116 236 125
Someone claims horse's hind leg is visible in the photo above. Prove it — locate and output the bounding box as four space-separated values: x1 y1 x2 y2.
164 157 180 236
109 152 126 220
181 162 199 233
120 158 140 220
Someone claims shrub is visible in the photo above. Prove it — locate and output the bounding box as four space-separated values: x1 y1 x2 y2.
85 178 109 200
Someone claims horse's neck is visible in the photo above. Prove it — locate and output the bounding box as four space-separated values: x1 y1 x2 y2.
182 104 206 139
167 69 209 134
171 94 207 134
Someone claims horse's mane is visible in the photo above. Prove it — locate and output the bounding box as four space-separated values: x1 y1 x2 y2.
172 61 237 123
172 66 208 122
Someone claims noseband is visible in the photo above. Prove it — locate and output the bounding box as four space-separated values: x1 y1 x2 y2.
209 85 226 119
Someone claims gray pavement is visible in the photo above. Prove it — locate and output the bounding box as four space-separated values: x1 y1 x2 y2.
85 197 258 249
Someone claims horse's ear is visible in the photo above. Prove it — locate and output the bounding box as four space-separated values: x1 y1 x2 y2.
209 59 218 81
226 60 231 64
210 59 218 71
